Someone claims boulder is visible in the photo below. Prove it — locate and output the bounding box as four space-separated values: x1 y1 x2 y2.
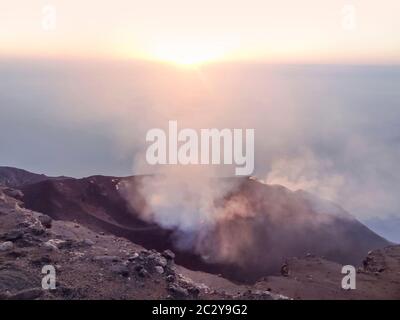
162 250 176 260
168 284 189 298
149 254 167 267
43 241 59 251
127 253 139 262
110 264 130 277
82 239 95 246
0 241 14 251
28 225 45 236
3 230 24 241
155 266 164 274
134 265 149 278
38 215 52 228
43 239 65 251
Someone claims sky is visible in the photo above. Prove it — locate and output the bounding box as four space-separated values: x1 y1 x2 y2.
1 0 400 64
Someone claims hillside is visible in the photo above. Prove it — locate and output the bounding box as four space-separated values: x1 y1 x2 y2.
1 167 387 282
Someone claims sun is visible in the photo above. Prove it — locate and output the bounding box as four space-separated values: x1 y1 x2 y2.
149 43 228 67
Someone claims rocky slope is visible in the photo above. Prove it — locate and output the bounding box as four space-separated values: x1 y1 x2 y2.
254 245 400 299
1 179 399 299
0 185 287 300
16 170 389 282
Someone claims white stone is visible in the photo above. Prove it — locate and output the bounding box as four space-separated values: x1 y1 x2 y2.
0 241 14 251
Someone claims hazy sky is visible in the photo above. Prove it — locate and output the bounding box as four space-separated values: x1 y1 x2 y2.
1 0 399 64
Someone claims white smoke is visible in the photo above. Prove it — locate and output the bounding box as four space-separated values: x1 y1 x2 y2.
265 149 346 203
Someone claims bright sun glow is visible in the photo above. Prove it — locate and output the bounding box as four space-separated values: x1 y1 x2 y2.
148 42 232 67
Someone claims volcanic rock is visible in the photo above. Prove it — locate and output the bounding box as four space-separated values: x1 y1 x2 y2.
38 215 52 228
0 241 14 251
